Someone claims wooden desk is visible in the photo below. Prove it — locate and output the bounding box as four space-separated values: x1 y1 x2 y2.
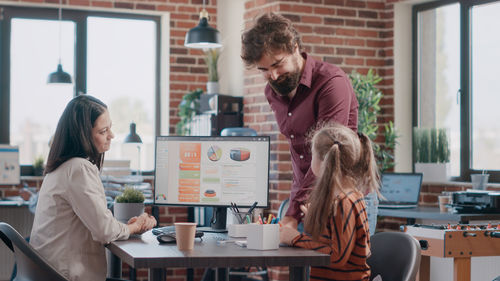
107 232 330 281
378 206 500 224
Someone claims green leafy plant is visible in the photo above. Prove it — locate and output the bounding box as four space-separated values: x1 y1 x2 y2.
204 48 220 82
176 89 203 135
349 69 399 172
115 187 145 203
33 155 45 176
413 127 449 163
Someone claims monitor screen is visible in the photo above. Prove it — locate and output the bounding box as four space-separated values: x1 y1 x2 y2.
154 136 270 208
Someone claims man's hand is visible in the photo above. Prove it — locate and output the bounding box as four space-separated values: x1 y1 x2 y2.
281 215 298 229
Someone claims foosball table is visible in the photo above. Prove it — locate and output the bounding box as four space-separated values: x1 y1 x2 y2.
402 223 500 281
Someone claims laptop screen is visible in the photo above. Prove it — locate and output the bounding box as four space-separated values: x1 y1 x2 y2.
380 173 423 204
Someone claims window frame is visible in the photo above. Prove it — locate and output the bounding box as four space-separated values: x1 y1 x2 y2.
412 0 500 182
0 5 164 173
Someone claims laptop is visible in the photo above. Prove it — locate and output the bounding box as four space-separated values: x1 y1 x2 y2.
378 173 423 209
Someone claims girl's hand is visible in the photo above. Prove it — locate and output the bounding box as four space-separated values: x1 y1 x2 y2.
279 226 300 245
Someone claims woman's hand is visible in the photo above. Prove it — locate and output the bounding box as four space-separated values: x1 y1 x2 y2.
279 225 300 245
127 213 157 235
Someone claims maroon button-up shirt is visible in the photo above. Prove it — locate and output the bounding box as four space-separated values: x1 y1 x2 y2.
265 53 358 222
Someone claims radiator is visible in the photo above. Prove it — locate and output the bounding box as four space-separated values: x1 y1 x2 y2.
0 205 34 281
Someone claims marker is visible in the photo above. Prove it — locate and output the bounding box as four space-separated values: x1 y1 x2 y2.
258 214 264 224
246 215 252 224
267 214 273 224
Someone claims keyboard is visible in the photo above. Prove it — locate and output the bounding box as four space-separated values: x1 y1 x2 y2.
152 225 176 236
152 225 204 239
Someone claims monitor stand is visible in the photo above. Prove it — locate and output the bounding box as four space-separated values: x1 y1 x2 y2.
197 207 227 233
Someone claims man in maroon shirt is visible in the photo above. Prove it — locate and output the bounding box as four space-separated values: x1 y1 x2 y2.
241 13 358 228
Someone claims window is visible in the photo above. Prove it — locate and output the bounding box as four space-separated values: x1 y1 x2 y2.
413 0 500 182
0 6 164 172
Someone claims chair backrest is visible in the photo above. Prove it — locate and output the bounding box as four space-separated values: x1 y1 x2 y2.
0 222 68 281
277 198 289 221
367 231 421 281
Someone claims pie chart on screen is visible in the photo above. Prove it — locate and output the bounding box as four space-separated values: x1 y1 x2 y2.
207 145 222 161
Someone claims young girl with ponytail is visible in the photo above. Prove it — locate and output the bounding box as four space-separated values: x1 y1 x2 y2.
280 123 380 281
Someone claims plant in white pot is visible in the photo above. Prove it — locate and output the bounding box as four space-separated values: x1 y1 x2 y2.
113 187 145 223
414 127 450 182
204 48 220 94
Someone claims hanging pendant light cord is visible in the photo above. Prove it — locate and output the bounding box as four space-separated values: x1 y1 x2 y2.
57 0 62 64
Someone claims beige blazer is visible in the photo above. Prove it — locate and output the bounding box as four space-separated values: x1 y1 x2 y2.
30 157 130 281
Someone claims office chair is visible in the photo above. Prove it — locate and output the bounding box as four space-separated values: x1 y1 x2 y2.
1 222 131 281
0 222 68 281
367 231 421 281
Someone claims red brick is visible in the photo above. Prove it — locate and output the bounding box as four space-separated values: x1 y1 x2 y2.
358 10 378 19
314 7 335 15
324 0 344 6
366 39 385 48
346 38 364 46
337 8 356 17
345 19 365 27
346 0 366 8
302 15 322 24
325 17 344 26
336 28 356 36
345 57 364 65
324 56 343 65
313 26 335 35
302 35 322 44
91 1 112 8
324 37 344 45
367 2 385 9
314 46 334 54
136 3 155 10
357 49 376 56
357 29 378 38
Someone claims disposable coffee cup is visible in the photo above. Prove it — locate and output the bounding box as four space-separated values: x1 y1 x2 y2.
174 222 197 250
471 174 489 190
438 195 451 213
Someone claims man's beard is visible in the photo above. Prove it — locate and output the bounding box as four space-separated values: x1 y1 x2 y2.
268 57 301 96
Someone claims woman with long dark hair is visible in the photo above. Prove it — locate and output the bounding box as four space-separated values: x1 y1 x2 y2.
30 95 156 281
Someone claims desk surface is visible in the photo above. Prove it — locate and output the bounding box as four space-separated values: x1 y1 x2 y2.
107 232 330 269
378 206 500 223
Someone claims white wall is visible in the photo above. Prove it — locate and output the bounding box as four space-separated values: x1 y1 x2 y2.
216 0 245 97
394 2 414 172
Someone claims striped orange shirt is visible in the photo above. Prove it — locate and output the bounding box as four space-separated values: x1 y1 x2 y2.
292 191 371 281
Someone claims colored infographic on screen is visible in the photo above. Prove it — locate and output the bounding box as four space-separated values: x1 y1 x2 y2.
154 136 269 207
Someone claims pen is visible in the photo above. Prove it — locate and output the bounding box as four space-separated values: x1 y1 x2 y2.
258 214 264 224
246 214 252 224
246 201 258 217
267 214 274 224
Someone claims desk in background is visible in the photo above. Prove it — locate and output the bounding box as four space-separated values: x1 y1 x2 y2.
378 206 500 224
107 232 330 281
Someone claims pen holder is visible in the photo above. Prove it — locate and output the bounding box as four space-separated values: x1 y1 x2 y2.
247 223 279 250
228 223 252 238
229 210 253 225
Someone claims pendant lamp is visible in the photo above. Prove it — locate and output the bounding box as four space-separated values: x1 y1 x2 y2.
184 0 222 49
124 122 142 176
47 0 72 84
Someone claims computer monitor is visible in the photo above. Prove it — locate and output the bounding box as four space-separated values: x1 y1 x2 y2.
154 135 270 231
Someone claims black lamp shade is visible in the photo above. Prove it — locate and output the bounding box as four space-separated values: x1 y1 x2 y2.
124 123 142 144
184 17 222 49
47 63 72 84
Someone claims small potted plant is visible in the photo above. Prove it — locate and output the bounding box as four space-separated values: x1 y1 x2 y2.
204 48 220 94
113 187 145 223
33 155 45 176
414 127 450 182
